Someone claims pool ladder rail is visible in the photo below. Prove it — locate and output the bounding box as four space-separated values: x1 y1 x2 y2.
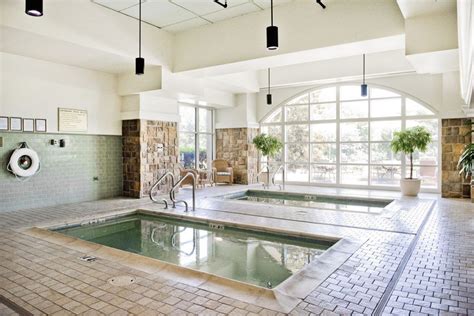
149 171 196 212
257 164 285 190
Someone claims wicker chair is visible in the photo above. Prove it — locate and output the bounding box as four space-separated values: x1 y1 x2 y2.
179 168 199 188
212 159 233 185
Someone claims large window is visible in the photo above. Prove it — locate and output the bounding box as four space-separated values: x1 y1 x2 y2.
261 85 439 190
179 104 214 170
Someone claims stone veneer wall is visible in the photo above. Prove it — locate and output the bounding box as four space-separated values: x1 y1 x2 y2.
216 128 259 184
122 120 179 198
441 118 472 198
0 132 122 212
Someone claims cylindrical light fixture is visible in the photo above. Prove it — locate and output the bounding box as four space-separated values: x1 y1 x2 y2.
136 0 145 75
25 0 43 17
266 0 278 50
361 54 367 97
135 57 145 75
266 68 272 105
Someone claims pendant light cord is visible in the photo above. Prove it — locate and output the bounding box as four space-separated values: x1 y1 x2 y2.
271 0 273 26
139 0 141 58
363 54 365 84
268 68 271 94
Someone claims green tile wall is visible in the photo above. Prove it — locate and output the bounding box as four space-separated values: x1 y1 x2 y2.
0 132 122 212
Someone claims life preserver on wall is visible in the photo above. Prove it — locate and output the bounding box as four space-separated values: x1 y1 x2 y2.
7 142 41 179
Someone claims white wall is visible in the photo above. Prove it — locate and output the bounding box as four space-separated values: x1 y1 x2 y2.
0 53 121 135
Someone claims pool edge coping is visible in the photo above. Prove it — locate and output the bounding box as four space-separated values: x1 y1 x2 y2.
21 209 366 314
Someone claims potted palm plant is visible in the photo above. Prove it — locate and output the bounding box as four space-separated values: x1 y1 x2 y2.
457 120 473 200
390 126 432 196
253 134 283 186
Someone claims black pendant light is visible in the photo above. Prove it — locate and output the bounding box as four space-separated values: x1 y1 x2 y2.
361 54 367 97
135 0 145 75
266 68 272 105
25 0 43 17
266 0 278 50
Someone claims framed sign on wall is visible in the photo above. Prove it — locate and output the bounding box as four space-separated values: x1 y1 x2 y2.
58 108 88 133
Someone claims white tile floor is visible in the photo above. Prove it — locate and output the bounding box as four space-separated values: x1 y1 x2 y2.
0 184 472 315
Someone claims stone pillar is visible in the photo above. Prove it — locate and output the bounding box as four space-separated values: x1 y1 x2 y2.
441 118 472 198
216 128 259 184
122 119 180 198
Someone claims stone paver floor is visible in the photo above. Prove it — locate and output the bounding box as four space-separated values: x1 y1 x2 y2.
0 185 473 315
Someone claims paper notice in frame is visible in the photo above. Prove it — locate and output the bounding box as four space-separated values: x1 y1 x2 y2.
58 108 88 132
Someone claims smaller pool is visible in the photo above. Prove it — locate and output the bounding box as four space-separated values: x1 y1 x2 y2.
54 214 334 288
226 190 392 213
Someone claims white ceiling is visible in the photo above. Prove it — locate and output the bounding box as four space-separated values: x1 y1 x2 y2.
396 0 456 19
92 0 294 33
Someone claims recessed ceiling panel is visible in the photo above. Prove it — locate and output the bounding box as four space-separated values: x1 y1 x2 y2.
171 0 250 16
203 2 260 23
121 1 195 27
253 0 293 9
163 17 210 33
92 0 143 12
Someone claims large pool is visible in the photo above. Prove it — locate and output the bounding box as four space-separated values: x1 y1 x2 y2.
54 213 334 288
225 190 392 213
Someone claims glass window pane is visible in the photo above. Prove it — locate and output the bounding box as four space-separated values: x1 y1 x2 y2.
286 105 308 122
341 143 368 163
263 108 282 123
286 164 309 182
406 119 438 139
340 165 368 185
287 94 309 105
286 124 309 143
410 142 438 165
370 166 401 186
261 125 283 141
286 144 309 162
310 87 336 103
311 144 336 163
340 101 369 119
311 164 336 183
179 132 195 168
406 99 434 116
310 103 336 121
370 88 399 99
198 134 213 170
406 166 438 188
311 123 336 142
371 143 401 164
340 122 369 141
370 120 401 141
340 86 368 101
370 98 401 118
199 108 212 133
179 106 195 132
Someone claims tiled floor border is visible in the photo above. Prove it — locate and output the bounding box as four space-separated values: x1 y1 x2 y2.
372 198 437 315
24 209 366 313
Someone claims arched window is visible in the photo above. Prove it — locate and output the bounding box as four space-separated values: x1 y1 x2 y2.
260 85 439 190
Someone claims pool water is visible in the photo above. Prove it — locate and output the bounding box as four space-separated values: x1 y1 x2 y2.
55 214 333 288
229 190 391 213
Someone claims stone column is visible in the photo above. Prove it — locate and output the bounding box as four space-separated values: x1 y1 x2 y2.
441 118 472 198
122 119 180 198
216 127 259 184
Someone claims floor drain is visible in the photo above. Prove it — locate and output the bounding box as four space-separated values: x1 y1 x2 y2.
108 276 136 286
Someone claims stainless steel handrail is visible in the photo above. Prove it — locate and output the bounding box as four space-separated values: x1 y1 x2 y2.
149 171 176 208
271 164 285 190
257 165 270 189
170 172 196 212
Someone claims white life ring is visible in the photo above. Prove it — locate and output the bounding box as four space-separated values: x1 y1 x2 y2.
9 147 40 178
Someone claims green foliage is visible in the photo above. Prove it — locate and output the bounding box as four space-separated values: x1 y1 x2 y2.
253 134 283 158
458 144 474 178
391 126 432 179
